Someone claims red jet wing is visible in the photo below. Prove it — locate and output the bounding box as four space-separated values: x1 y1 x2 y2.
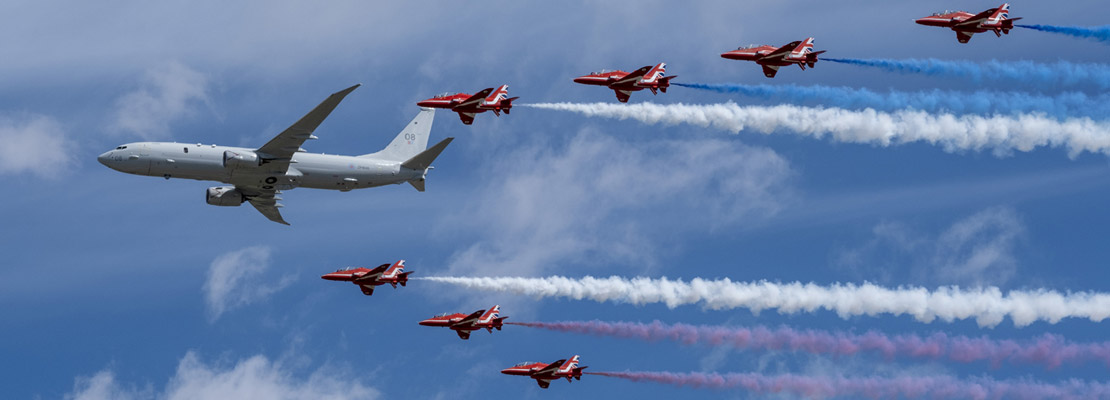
455 88 494 110
610 65 652 87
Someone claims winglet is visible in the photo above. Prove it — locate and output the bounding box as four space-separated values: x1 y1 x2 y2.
257 84 361 158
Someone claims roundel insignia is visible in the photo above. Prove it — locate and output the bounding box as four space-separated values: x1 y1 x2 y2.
264 176 277 184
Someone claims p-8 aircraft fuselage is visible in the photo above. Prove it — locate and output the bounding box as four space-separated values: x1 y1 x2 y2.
100 142 426 191
98 84 453 225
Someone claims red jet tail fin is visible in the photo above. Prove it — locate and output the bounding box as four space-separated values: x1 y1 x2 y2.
382 260 405 278
790 37 816 59
988 3 1011 24
481 85 510 108
637 63 666 85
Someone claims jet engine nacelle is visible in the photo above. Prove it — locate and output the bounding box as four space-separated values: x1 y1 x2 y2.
206 186 245 206
223 150 261 169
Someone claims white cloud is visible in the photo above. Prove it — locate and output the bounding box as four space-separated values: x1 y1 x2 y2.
0 113 74 178
67 351 379 400
203 246 295 322
835 206 1025 286
68 370 149 400
934 207 1024 286
442 130 793 277
110 62 210 139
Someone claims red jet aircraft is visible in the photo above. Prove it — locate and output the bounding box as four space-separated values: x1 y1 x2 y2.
416 85 518 125
321 260 412 296
720 37 825 78
915 3 1021 43
418 305 508 340
573 63 675 103
501 355 587 389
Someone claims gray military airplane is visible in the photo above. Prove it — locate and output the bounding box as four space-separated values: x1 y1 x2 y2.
98 84 453 225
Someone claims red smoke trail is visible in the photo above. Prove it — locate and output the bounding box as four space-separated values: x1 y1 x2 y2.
507 320 1110 370
588 371 1110 399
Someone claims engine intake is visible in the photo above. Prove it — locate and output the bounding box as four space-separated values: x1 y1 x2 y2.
206 186 245 206
223 150 260 169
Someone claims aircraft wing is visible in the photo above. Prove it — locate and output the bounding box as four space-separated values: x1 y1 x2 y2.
357 264 390 281
611 66 649 86
255 84 360 173
613 90 632 103
535 359 567 377
955 8 996 28
239 185 289 225
452 309 486 329
456 112 476 125
761 64 781 78
455 88 494 109
763 41 801 61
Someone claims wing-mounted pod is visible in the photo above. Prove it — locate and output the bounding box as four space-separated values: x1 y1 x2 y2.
206 186 246 206
223 150 261 169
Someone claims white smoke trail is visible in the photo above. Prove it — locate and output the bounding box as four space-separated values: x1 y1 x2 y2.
523 102 1110 158
417 276 1110 328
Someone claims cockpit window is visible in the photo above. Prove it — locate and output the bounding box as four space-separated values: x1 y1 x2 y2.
513 362 535 367
115 146 128 150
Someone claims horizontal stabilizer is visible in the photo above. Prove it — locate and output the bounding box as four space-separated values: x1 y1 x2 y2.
402 137 454 170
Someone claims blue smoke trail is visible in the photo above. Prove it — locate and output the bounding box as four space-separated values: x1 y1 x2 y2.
1017 24 1110 44
673 82 1110 119
824 58 1110 89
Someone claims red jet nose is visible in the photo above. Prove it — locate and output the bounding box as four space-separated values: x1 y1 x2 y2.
418 319 435 326
572 76 590 84
415 99 436 107
321 273 344 281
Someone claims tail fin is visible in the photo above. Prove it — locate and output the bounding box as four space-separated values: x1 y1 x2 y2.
360 108 435 160
638 63 666 85
382 260 405 278
479 305 501 323
481 85 510 108
989 3 1010 24
791 37 815 58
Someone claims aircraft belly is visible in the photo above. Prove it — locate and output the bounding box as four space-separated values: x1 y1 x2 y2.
293 167 407 190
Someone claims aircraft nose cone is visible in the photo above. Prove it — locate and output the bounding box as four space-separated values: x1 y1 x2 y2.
97 151 111 167
572 77 589 84
418 319 434 326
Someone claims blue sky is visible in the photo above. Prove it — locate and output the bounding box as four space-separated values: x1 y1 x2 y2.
2 1 1109 398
